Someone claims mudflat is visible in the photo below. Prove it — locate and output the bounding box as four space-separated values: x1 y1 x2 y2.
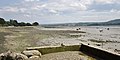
0 26 85 53
0 26 119 60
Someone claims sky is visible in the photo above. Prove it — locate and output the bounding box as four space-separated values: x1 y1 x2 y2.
0 0 120 24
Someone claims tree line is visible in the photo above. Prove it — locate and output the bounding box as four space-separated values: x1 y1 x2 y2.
0 17 39 26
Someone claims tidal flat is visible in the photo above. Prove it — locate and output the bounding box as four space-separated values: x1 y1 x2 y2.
0 26 119 60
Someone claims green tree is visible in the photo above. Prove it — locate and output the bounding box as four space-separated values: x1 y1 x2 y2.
9 19 18 26
0 18 6 26
32 22 39 26
26 23 32 26
18 22 26 26
13 20 18 26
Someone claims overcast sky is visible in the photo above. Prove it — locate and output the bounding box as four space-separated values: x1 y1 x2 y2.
0 0 120 24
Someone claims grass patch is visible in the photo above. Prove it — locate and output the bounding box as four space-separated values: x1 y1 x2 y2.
0 27 51 52
0 32 11 53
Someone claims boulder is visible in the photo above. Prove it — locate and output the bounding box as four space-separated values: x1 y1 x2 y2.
0 51 13 60
0 51 28 60
22 50 41 57
0 53 4 60
15 53 28 60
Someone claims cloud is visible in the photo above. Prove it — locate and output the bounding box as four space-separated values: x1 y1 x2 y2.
95 0 120 4
49 9 57 13
95 0 114 4
24 0 40 2
80 0 94 5
70 2 87 11
0 0 120 24
0 7 19 12
110 9 117 12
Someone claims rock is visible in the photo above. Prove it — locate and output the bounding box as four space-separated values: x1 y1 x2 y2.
95 43 101 46
76 29 79 31
29 56 40 60
61 43 65 47
29 55 39 58
0 53 4 60
0 51 13 60
0 51 28 60
22 50 41 57
15 53 28 60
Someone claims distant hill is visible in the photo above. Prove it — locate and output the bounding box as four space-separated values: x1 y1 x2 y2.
86 19 120 26
107 19 120 24
42 19 120 27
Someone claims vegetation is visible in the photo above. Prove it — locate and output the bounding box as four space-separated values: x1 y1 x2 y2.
0 17 39 26
0 27 50 52
0 32 11 53
32 22 39 26
0 18 6 26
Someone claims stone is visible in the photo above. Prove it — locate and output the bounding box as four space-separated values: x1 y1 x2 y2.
29 56 40 60
0 51 28 60
0 51 13 60
95 43 101 46
15 53 28 60
22 50 41 57
61 43 65 47
0 53 4 60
